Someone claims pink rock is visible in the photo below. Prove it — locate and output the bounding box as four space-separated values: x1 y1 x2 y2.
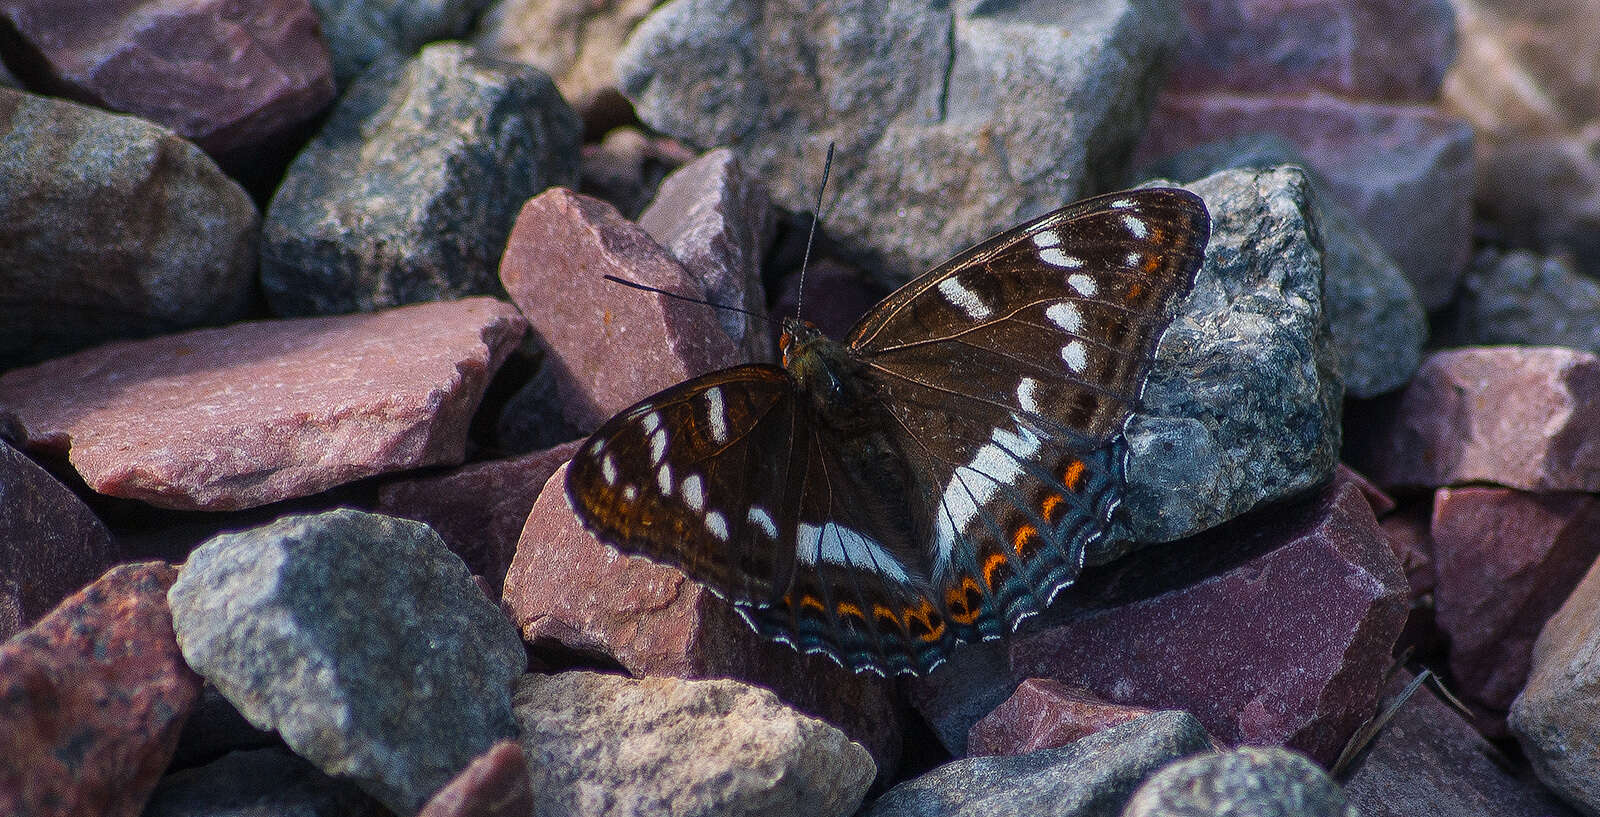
417 740 533 817
1354 347 1600 492
1337 463 1396 518
1430 486 1600 734
0 561 202 817
503 463 902 779
0 439 117 640
1136 91 1473 310
500 188 741 433
0 0 334 156
1169 0 1457 101
1009 480 1408 765
0 298 526 511
967 678 1158 757
376 439 582 595
1380 502 1435 600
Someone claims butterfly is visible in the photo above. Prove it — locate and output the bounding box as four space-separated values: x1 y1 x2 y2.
565 187 1210 675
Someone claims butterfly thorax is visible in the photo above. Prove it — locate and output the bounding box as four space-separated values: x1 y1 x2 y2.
779 317 875 431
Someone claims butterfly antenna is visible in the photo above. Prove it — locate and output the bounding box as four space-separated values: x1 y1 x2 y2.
795 142 835 320
601 274 769 321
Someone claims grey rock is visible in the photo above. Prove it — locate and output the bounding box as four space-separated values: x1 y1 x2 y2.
514 671 875 817
309 0 494 85
865 710 1212 817
1442 249 1600 353
1117 165 1342 550
168 509 527 816
261 42 580 316
0 88 257 369
1140 134 1425 397
638 147 776 363
142 747 385 817
1121 747 1357 817
618 0 1182 287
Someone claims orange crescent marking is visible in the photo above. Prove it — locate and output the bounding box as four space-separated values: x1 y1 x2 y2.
946 577 984 625
799 594 826 613
1010 525 1036 557
873 604 899 626
836 601 864 620
983 550 1010 587
1041 493 1063 521
1063 459 1086 492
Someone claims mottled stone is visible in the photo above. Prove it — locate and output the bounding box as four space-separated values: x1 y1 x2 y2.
504 462 903 778
499 188 741 433
167 684 278 772
0 0 334 155
375 439 582 594
638 147 776 364
1431 486 1600 734
1345 672 1582 817
0 438 116 640
1119 166 1342 549
0 562 202 817
1011 480 1408 766
0 298 525 511
417 741 533 817
619 0 1183 287
0 88 257 369
865 710 1212 817
167 510 527 815
262 42 580 316
1123 746 1357 817
1443 249 1600 353
309 0 493 85
967 678 1158 758
1353 347 1600 492
515 671 873 817
142 747 384 817
1511 549 1600 816
577 127 697 218
1137 93 1474 310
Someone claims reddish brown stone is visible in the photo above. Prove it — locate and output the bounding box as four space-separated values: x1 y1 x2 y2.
417 740 533 817
0 297 526 511
503 463 902 780
0 0 334 155
1010 481 1408 765
1380 502 1435 600
1136 92 1473 309
1353 347 1600 493
500 189 740 434
376 439 582 595
966 678 1158 758
0 439 117 640
1337 463 1396 518
1430 486 1600 735
0 561 202 817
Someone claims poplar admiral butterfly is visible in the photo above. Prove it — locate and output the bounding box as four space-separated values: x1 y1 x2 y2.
566 187 1210 675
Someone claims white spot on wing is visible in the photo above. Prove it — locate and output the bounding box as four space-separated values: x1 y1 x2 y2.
705 510 729 540
797 523 911 583
748 507 778 539
1017 377 1042 414
1111 197 1135 209
937 277 992 320
649 429 667 465
1124 251 1142 268
705 387 728 443
656 463 673 495
601 454 617 485
933 420 1044 575
1123 214 1148 238
682 474 704 511
641 411 661 434
1045 302 1083 333
1040 248 1084 269
1062 340 1089 372
1068 273 1098 297
622 485 637 501
1032 231 1061 248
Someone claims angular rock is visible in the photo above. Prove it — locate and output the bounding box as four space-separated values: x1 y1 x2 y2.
1511 551 1600 816
1431 486 1600 734
1167 0 1457 101
967 678 1158 758
308 0 493 85
638 147 776 364
0 562 202 817
1380 501 1435 600
1337 463 1396 518
0 0 334 156
417 741 533 817
619 0 1183 286
0 438 116 640
1443 249 1600 353
499 188 741 433
167 510 527 815
1345 672 1582 817
0 88 257 370
768 254 882 345
1352 347 1600 492
1123 746 1357 817
1140 135 1427 398
865 710 1212 817
515 671 873 817
1136 92 1474 310
262 42 580 316
142 747 384 817
0 297 525 511
503 462 903 778
1011 480 1408 765
577 127 698 218
1120 165 1343 549
375 439 583 594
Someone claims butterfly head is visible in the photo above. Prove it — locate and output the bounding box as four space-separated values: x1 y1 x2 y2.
777 316 826 368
